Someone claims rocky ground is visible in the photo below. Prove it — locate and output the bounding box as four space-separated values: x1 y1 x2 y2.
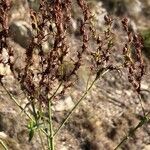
0 0 150 150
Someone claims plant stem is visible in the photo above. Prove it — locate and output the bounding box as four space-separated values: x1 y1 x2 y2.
42 113 50 149
0 139 8 150
53 69 109 137
114 112 150 150
48 82 63 101
138 93 145 116
48 101 54 150
38 130 46 150
0 81 49 137
47 82 62 150
0 81 32 120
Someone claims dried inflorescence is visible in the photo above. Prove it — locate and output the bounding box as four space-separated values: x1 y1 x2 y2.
0 0 11 54
0 0 13 80
1 0 92 104
0 0 145 105
90 14 117 79
121 18 144 93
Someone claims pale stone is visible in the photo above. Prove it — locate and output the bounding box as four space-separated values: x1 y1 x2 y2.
54 96 74 111
9 21 32 49
0 132 7 139
141 82 149 90
144 145 150 150
10 0 30 23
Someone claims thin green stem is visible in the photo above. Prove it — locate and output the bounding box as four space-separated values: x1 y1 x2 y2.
0 82 48 137
47 82 62 150
138 93 145 116
0 82 33 120
48 101 54 150
38 130 46 150
53 69 109 137
114 112 150 150
31 99 38 121
48 82 63 101
42 111 50 149
0 139 8 150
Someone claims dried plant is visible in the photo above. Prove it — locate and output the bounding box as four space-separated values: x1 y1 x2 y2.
0 0 149 150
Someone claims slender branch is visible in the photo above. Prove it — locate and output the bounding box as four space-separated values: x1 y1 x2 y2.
48 82 63 101
38 130 46 150
0 81 33 120
47 82 62 150
42 112 50 149
114 112 150 150
48 101 54 150
0 81 49 137
53 69 109 137
0 139 8 150
137 93 145 116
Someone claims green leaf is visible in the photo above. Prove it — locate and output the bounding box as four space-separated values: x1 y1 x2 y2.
29 129 34 142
